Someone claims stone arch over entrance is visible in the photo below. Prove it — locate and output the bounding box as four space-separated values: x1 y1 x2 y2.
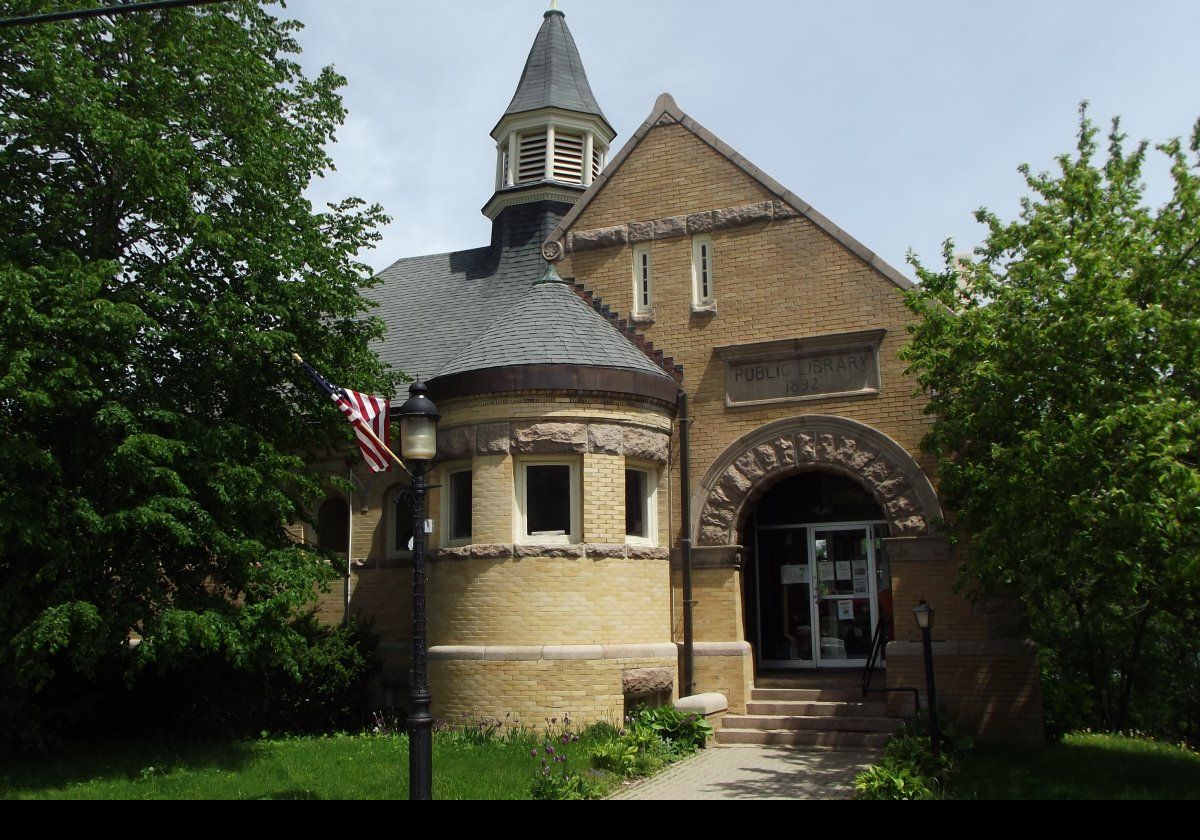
693 415 941 545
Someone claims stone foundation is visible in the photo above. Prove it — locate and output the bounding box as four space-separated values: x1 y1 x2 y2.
429 643 678 726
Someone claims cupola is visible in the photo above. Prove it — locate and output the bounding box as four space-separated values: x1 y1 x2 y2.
483 5 616 220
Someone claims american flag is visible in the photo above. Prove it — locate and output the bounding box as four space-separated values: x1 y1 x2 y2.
297 360 392 473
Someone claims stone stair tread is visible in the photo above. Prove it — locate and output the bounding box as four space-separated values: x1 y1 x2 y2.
750 688 865 702
714 728 891 749
722 714 900 733
745 700 890 716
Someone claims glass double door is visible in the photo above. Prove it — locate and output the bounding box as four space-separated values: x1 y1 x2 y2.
754 523 887 669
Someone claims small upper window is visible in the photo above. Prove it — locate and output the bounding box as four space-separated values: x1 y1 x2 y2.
516 460 580 544
625 467 657 545
691 235 714 307
632 244 653 315
444 466 473 546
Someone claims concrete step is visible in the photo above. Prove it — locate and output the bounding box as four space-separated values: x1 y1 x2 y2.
750 688 866 703
745 700 890 717
722 714 901 733
715 728 891 749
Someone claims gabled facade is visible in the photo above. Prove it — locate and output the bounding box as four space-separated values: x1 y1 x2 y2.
307 7 1043 744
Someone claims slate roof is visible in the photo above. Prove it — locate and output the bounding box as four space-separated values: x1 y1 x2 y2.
367 202 561 389
500 9 612 134
365 201 672 397
433 267 671 380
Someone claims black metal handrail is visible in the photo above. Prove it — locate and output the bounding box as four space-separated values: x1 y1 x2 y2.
860 621 921 719
861 620 887 697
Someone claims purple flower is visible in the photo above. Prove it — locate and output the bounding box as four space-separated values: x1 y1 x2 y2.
530 749 538 757
561 734 569 744
547 746 556 755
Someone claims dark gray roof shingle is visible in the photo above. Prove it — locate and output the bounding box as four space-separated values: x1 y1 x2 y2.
433 269 672 380
365 201 671 397
500 9 611 131
365 202 561 390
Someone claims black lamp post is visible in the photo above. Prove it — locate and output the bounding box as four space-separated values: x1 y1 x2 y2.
395 379 440 800
912 600 940 760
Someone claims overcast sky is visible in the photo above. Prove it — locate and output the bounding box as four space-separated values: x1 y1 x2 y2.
282 0 1200 279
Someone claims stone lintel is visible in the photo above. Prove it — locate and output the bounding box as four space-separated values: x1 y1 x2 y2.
670 544 743 569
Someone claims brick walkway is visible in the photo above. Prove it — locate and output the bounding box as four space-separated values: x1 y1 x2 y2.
608 745 877 800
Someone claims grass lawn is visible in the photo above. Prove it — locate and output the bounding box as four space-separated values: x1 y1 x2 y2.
0 734 604 800
953 732 1200 800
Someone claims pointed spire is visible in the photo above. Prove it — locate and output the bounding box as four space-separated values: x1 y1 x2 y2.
500 6 612 134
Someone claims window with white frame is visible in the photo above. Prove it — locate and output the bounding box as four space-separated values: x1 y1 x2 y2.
625 466 658 545
386 484 415 558
632 243 653 315
442 465 473 546
515 459 580 544
691 234 715 307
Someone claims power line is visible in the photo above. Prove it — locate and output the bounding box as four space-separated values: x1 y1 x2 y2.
0 0 240 29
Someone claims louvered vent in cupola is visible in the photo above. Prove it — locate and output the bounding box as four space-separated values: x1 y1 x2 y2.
591 147 604 181
552 132 585 184
517 132 547 184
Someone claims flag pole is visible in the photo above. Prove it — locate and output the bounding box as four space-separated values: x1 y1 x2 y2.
290 353 413 478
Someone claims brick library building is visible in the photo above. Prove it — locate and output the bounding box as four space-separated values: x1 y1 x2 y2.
302 8 1044 746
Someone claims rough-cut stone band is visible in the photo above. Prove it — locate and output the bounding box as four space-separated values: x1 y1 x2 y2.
554 200 782 257
692 415 941 544
434 420 671 464
429 544 670 561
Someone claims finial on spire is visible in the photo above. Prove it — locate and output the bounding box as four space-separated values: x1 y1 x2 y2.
546 0 563 17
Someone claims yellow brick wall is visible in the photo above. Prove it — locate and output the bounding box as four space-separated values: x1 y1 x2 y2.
579 123 776 225
470 454 513 545
429 556 670 646
691 648 755 713
431 655 678 726
583 453 625 543
671 567 744 643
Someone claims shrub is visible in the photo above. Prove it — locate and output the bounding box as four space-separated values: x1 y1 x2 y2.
854 721 964 800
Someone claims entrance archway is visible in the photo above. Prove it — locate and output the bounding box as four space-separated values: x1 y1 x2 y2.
692 415 940 545
741 471 893 669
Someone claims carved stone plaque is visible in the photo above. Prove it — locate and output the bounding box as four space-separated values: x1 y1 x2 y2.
715 329 885 407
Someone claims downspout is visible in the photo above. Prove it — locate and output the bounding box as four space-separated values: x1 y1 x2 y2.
344 467 353 629
678 389 695 698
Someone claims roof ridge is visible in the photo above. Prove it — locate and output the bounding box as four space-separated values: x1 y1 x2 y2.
569 281 684 382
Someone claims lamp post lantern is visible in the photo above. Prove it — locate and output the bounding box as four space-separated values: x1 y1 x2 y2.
396 379 440 800
912 600 940 760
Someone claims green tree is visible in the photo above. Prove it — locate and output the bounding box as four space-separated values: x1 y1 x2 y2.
0 0 395 728
902 107 1200 737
